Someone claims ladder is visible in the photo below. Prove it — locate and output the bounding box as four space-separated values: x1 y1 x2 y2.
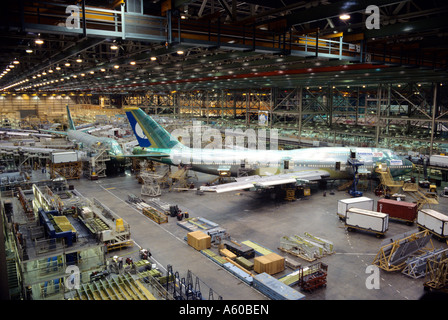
169 166 197 191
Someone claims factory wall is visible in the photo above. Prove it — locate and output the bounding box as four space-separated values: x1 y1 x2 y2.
0 94 76 125
0 95 125 128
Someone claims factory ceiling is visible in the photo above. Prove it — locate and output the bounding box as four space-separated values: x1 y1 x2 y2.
0 0 446 94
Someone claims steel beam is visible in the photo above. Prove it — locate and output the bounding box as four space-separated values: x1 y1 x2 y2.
430 83 438 156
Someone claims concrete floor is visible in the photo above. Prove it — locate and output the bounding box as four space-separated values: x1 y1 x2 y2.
70 169 448 300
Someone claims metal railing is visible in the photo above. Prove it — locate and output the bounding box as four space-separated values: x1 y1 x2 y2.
7 1 166 41
5 1 443 68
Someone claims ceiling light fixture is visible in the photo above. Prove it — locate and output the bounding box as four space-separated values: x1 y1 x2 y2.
130 61 136 65
176 50 184 55
150 56 157 61
339 13 350 20
35 37 44 45
110 44 118 50
65 62 71 67
114 65 120 69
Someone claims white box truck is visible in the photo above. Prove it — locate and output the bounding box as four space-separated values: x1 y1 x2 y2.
345 208 389 237
417 209 448 240
337 197 374 219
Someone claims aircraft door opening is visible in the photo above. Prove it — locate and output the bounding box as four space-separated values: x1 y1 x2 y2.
335 161 341 171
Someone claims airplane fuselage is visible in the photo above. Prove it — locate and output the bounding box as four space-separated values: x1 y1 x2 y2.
134 146 414 179
67 130 125 162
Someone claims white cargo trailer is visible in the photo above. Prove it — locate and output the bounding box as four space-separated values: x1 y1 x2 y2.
417 209 448 240
337 197 374 219
345 208 389 237
429 155 448 168
51 151 78 164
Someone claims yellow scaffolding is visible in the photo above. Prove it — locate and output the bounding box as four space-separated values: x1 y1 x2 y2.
374 165 404 195
372 230 434 272
402 182 439 210
424 254 448 292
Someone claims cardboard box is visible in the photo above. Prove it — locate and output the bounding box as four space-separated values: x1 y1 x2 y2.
187 230 211 251
254 253 285 275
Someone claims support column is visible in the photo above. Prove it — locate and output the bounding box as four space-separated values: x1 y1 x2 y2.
355 86 359 126
298 86 303 143
385 84 392 148
430 83 438 156
327 85 333 127
245 90 250 127
375 84 382 147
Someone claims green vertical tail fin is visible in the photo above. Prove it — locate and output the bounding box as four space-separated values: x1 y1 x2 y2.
124 107 180 149
66 105 76 130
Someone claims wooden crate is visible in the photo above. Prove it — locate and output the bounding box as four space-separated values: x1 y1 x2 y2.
187 231 211 251
254 253 285 275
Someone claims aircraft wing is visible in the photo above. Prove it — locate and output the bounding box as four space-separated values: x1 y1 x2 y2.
201 170 330 193
40 129 67 136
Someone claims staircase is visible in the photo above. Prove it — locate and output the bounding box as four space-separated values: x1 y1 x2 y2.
402 182 439 210
83 147 110 179
375 166 404 195
6 258 20 297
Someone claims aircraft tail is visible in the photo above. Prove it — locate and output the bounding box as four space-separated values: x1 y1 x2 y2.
66 105 76 130
124 107 180 149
